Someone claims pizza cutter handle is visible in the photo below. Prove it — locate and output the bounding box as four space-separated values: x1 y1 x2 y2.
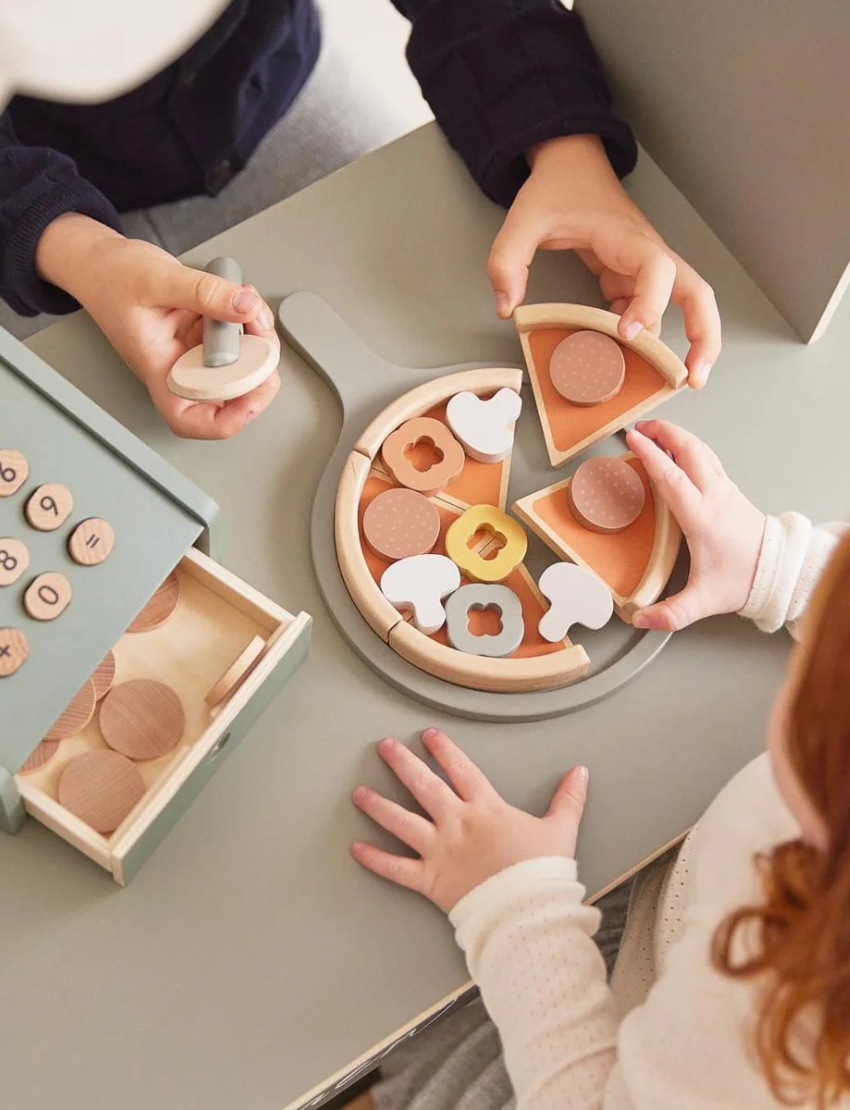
203 256 242 368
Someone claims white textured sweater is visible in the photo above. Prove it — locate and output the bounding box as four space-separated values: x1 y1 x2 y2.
448 514 844 1109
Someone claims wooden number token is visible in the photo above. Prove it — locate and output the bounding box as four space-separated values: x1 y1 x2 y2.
25 483 73 531
445 388 522 464
380 554 461 635
68 518 115 566
0 537 29 586
90 651 116 700
206 635 266 708
537 563 614 643
381 417 466 497
100 679 185 760
444 505 528 584
445 583 525 658
550 331 626 406
0 449 28 497
568 457 646 534
24 571 73 620
362 488 441 561
57 750 146 835
127 572 180 633
18 740 60 775
0 626 28 677
44 679 97 743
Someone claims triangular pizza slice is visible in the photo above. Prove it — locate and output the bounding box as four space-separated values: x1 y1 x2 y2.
515 303 688 469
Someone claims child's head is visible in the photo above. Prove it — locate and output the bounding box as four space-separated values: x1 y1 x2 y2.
715 527 850 1106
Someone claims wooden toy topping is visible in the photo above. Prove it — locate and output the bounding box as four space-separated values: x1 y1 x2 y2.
90 651 116 701
25 483 74 531
445 388 522 464
381 417 466 497
44 679 97 742
549 331 626 406
205 635 266 708
127 571 180 633
100 678 185 760
537 562 614 643
568 457 646 534
0 537 29 587
24 571 73 621
0 626 28 677
68 518 115 566
362 488 440 561
57 750 146 835
445 583 525 658
380 553 461 634
0 449 29 497
18 739 60 775
444 505 528 584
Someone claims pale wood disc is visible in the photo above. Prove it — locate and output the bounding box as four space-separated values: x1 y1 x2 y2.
90 651 116 700
18 740 60 775
68 518 115 566
0 626 28 677
0 537 29 587
44 679 97 742
167 335 278 402
100 678 185 760
25 483 74 531
205 635 266 707
127 572 180 633
0 448 28 497
57 750 147 835
23 571 73 621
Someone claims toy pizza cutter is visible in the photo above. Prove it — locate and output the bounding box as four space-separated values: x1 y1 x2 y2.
166 256 279 403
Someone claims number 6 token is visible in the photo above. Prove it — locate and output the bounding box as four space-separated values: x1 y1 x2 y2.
0 449 28 497
25 483 73 531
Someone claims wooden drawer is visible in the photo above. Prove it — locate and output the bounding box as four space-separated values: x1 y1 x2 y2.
14 547 311 884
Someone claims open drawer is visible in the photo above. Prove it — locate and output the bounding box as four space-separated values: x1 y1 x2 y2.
14 547 311 885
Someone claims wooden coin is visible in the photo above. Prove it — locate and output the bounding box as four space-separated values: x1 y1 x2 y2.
0 448 28 497
568 457 646 534
90 651 116 700
100 678 185 760
24 571 73 621
44 679 97 742
25 483 74 530
127 572 180 633
0 626 28 677
68 518 115 566
550 331 626 406
18 740 60 775
0 537 29 586
57 750 146 835
362 488 441 561
205 635 266 708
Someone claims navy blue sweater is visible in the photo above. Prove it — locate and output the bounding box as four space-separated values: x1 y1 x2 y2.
0 0 636 317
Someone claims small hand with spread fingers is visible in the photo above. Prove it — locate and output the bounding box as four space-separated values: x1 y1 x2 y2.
626 420 766 631
351 729 589 913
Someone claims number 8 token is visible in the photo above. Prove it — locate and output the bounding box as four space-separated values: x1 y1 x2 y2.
0 538 29 586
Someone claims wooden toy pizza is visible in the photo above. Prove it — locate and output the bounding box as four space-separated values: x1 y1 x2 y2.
279 292 689 721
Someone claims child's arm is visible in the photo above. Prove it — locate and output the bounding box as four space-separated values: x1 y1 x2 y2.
626 420 845 637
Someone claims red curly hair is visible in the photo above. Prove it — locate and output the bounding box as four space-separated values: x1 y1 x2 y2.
713 528 850 1107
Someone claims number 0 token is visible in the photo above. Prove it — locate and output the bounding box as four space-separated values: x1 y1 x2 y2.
24 571 73 620
25 483 73 531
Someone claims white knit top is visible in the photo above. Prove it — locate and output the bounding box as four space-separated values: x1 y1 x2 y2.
448 514 844 1109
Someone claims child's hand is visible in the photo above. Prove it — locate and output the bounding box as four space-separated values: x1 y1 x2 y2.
351 729 589 913
626 420 766 630
36 214 280 439
487 135 720 389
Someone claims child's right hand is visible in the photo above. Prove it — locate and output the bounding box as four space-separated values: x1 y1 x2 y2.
36 214 280 439
625 420 766 631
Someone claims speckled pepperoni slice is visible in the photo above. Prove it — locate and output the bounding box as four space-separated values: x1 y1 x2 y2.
549 331 626 406
568 457 646 534
362 488 441 561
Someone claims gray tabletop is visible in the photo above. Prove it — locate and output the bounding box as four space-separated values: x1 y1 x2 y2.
3 124 848 1110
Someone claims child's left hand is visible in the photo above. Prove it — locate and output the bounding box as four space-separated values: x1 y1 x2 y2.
351 729 589 913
